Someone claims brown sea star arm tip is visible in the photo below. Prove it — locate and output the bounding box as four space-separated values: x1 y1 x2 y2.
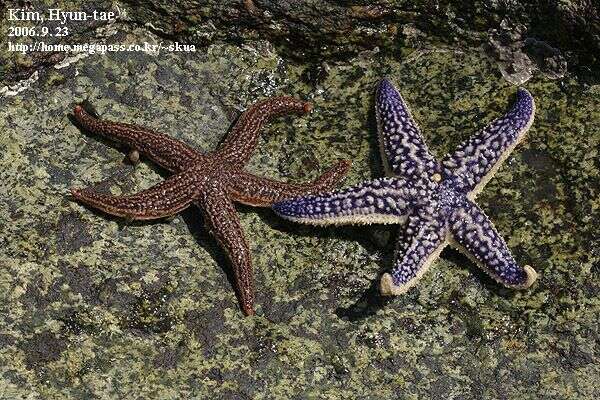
312 159 352 191
70 172 198 220
72 104 204 173
227 159 351 206
256 96 312 117
200 191 256 316
244 304 255 316
217 97 314 165
73 104 95 125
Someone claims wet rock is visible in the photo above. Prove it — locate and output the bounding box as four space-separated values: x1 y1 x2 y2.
487 21 568 84
2 1 599 88
523 38 568 80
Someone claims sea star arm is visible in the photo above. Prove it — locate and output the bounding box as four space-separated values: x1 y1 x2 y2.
198 188 255 316
73 105 204 173
375 79 438 178
228 160 351 206
448 198 537 288
216 96 313 166
380 213 448 295
441 89 535 196
272 178 414 226
71 170 199 220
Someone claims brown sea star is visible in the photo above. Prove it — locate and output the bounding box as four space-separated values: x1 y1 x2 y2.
70 97 351 315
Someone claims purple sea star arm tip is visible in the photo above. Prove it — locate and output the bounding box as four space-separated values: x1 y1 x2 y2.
380 214 448 295
448 199 538 288
442 87 535 195
375 78 438 179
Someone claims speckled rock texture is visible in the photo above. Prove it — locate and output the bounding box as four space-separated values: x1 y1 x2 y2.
1 2 600 400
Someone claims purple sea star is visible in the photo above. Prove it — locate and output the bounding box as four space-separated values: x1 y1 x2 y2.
273 79 538 295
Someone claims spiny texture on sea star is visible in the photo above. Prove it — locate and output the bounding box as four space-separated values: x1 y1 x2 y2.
71 97 351 315
273 79 538 295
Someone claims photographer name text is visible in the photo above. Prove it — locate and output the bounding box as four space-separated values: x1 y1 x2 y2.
8 8 116 24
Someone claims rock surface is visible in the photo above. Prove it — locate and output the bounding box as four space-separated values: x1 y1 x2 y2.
1 1 599 399
2 1 599 86
119 0 599 80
